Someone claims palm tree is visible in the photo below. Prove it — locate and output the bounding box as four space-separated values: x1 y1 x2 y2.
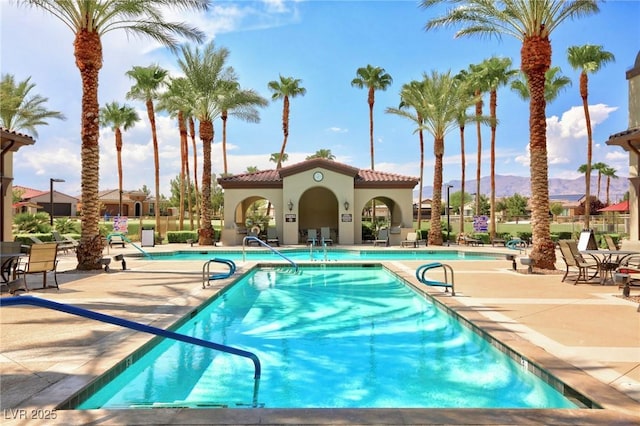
269 152 288 166
453 70 482 237
218 80 268 175
386 79 428 229
188 116 200 229
511 67 572 102
351 65 393 170
424 0 600 269
388 70 473 245
480 56 517 240
158 77 194 230
99 102 139 217
0 73 66 136
268 75 306 169
467 62 490 217
245 166 259 173
177 41 233 245
306 149 336 160
592 161 608 201
567 44 615 229
16 0 209 269
126 64 168 238
601 166 618 205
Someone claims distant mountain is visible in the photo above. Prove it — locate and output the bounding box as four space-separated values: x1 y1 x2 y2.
417 174 629 201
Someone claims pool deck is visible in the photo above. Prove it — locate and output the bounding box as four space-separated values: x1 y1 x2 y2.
1 242 639 425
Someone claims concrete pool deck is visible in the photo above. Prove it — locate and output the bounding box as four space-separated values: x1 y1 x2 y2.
1 243 639 425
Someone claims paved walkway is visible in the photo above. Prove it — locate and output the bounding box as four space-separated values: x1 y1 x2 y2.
1 243 639 425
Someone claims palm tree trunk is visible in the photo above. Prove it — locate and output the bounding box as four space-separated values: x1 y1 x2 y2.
429 136 444 246
417 127 425 229
276 96 290 169
199 120 214 245
222 110 228 174
74 29 105 270
115 128 123 217
368 87 375 170
580 72 592 229
189 117 200 229
459 125 466 237
475 92 482 217
178 111 187 230
489 90 497 240
146 99 161 241
522 35 556 269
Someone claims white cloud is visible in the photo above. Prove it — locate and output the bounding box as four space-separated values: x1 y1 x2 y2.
515 104 618 169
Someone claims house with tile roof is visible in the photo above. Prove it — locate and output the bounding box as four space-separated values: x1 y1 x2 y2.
98 189 154 218
217 158 419 245
13 185 78 218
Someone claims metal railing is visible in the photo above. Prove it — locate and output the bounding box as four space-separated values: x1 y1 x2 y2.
242 236 298 272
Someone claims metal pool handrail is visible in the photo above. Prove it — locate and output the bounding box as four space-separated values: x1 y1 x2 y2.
242 236 298 272
0 296 262 380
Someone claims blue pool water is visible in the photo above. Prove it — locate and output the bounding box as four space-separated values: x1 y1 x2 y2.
149 248 501 262
77 265 577 409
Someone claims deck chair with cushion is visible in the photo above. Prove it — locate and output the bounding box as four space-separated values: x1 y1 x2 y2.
374 228 389 247
107 232 127 248
16 243 59 290
320 227 333 245
401 232 418 248
558 240 599 285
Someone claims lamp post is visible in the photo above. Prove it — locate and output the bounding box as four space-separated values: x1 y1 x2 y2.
49 178 65 226
446 185 453 246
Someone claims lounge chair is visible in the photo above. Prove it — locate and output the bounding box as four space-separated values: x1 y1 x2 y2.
16 243 59 290
107 232 127 248
52 231 78 253
307 229 318 246
374 228 389 247
401 232 418 248
459 233 483 246
558 240 599 285
266 228 280 246
320 227 333 245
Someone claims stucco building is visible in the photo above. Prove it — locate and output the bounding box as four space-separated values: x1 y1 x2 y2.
606 51 640 244
217 158 419 246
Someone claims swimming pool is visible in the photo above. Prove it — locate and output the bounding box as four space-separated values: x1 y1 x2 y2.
147 248 502 262
73 265 582 409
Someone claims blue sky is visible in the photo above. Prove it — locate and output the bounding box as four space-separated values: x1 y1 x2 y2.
1 0 639 199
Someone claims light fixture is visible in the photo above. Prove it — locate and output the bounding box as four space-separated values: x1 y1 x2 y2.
49 178 65 226
343 200 350 211
287 200 294 211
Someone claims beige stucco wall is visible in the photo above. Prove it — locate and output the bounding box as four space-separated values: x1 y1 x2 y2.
627 56 640 241
2 153 13 241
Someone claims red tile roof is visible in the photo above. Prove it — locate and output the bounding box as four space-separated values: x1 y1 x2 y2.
218 159 419 189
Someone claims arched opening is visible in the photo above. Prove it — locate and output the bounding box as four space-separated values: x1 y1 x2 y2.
299 187 338 243
231 195 280 241
361 196 405 242
134 202 141 217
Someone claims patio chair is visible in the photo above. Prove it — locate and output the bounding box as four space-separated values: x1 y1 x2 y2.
320 227 333 245
459 233 483 246
266 228 279 246
16 243 59 290
558 240 599 285
401 232 418 248
374 228 389 247
604 235 619 251
307 229 318 246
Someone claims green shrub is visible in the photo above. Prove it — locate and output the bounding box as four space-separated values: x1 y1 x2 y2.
14 233 54 245
13 213 51 233
517 231 532 244
167 231 198 243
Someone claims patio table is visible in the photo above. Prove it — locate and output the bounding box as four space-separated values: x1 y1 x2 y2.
580 250 640 285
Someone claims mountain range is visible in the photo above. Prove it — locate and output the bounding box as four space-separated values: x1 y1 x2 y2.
417 174 629 201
